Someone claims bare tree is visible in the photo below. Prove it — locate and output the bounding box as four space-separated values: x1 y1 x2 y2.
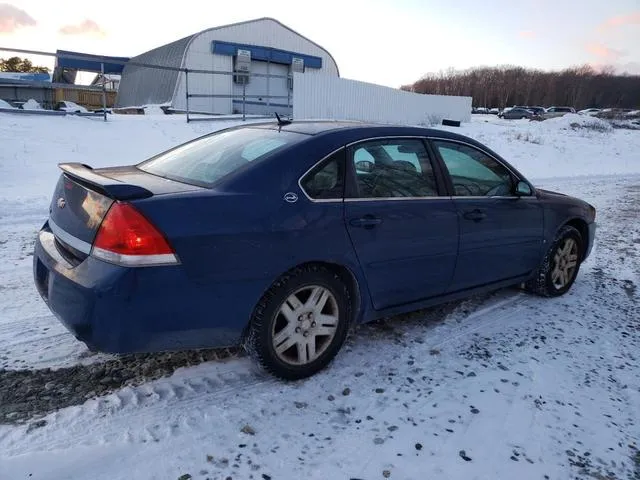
407 65 640 109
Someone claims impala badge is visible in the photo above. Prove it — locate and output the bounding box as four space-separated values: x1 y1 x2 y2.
57 197 66 209
284 192 298 203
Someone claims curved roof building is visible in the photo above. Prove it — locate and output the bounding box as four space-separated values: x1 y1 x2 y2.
116 17 339 115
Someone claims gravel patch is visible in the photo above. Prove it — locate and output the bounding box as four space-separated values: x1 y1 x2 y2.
0 347 241 425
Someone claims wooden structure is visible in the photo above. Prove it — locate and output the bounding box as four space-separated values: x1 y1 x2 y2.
54 87 117 110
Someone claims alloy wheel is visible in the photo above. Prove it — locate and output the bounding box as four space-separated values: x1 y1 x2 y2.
271 286 339 365
551 238 579 289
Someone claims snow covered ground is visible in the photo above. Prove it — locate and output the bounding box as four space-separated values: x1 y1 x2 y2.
0 112 639 480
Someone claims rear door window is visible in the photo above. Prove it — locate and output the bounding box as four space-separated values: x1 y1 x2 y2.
300 150 345 200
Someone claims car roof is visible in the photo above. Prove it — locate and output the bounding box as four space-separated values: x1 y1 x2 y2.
247 120 475 143
250 120 381 135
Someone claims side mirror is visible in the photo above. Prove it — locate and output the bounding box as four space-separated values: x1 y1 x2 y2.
355 160 374 173
515 181 533 196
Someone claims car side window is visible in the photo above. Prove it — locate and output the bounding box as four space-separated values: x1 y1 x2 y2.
300 150 345 200
433 140 514 197
350 139 438 198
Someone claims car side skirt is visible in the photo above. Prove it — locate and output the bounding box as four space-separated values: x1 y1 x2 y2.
361 274 532 323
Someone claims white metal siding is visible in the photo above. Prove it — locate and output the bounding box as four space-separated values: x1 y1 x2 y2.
293 74 472 124
172 18 338 114
172 55 233 113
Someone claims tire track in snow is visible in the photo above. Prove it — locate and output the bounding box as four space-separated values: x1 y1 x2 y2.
1 359 274 455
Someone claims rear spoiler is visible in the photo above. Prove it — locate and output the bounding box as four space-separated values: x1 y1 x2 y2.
58 163 153 200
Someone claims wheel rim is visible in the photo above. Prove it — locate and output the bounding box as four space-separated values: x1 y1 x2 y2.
551 238 579 289
271 285 339 366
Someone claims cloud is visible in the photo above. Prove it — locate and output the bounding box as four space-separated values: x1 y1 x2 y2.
518 30 536 39
598 11 640 31
59 19 105 36
0 3 36 33
585 43 627 61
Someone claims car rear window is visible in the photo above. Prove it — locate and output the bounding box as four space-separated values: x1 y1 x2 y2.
138 127 305 187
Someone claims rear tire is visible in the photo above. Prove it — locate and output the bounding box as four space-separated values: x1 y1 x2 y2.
525 225 583 297
244 265 351 380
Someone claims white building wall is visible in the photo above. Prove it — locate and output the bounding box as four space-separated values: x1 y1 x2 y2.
293 74 472 125
172 18 338 114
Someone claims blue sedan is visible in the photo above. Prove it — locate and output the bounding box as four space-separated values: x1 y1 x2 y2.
33 121 596 379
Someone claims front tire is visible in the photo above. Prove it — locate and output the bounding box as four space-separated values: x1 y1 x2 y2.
244 265 351 380
526 225 583 297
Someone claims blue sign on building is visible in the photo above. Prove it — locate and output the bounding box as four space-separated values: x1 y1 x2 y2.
212 41 323 69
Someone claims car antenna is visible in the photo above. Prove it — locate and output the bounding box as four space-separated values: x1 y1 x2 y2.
275 112 292 127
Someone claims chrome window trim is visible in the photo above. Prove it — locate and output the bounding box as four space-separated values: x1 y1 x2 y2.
345 196 444 202
49 218 92 255
297 135 537 203
308 198 344 203
346 135 430 148
453 196 538 201
297 146 346 203
453 196 519 200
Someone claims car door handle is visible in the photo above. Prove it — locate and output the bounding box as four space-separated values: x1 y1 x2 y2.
463 209 487 222
349 216 383 228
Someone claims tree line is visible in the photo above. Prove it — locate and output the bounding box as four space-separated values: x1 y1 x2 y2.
402 65 640 109
0 56 50 74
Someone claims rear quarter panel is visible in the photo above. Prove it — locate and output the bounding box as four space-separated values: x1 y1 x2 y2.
131 179 366 336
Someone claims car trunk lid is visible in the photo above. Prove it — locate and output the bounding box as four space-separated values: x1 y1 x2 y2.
48 163 201 261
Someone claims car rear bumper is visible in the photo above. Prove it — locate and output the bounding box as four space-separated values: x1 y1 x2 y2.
33 223 248 354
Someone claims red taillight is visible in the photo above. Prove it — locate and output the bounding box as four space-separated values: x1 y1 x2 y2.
92 202 178 266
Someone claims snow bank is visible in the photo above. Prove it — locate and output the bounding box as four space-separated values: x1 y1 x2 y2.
21 99 43 110
1 108 640 480
1 114 639 211
0 115 261 208
442 116 639 181
143 105 167 115
542 113 612 132
0 99 15 109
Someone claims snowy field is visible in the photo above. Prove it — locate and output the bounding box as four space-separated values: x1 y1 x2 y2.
0 112 639 480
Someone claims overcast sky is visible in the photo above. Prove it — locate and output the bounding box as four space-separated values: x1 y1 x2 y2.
1 0 639 87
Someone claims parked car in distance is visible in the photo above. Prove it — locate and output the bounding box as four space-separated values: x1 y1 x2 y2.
527 106 546 116
55 101 89 113
489 108 500 115
546 106 576 113
544 106 576 118
499 107 535 119
33 121 597 380
578 108 601 115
